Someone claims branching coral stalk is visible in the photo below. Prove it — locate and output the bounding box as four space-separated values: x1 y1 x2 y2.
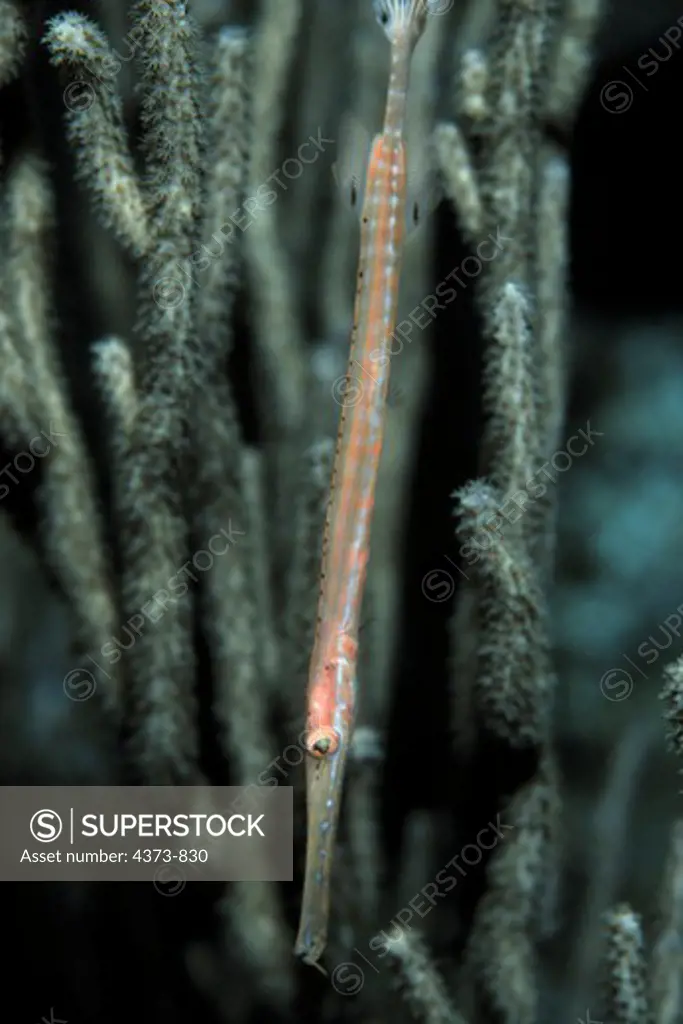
661 659 683 763
456 761 559 1024
439 2 604 1020
386 928 468 1024
44 0 294 999
244 0 306 441
595 652 683 1024
453 478 550 747
1 153 120 719
45 1 206 781
650 820 683 1024
43 13 149 256
187 27 291 1005
0 0 25 154
568 719 658 1022
601 904 652 1024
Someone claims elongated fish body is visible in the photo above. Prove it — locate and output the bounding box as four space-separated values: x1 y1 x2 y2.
295 0 430 968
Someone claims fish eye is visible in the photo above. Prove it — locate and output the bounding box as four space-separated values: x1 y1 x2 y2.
307 727 340 758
